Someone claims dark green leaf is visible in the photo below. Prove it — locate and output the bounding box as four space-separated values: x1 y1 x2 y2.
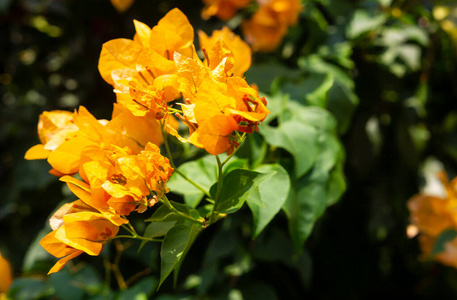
282 173 328 251
173 224 201 286
247 164 291 238
282 73 334 107
159 224 193 287
140 221 176 251
7 278 53 300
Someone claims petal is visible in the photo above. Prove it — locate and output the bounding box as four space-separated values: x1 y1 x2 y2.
98 38 175 86
149 8 194 59
24 144 51 160
47 250 83 275
109 104 163 147
47 136 98 175
40 231 77 258
133 19 151 47
193 114 238 155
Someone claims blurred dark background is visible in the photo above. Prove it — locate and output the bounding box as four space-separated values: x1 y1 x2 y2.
3 0 457 298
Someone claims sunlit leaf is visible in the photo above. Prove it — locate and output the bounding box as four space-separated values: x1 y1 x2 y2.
159 224 199 287
211 169 275 214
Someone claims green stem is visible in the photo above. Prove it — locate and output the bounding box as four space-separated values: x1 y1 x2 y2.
160 120 212 199
113 235 163 243
118 223 163 242
209 155 223 224
162 196 204 225
174 169 212 198
121 224 136 236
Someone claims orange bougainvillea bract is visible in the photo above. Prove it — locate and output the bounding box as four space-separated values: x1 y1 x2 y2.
407 172 457 268
25 8 268 275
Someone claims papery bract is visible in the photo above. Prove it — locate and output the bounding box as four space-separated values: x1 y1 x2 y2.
41 209 119 274
241 0 303 52
199 27 251 77
201 0 250 20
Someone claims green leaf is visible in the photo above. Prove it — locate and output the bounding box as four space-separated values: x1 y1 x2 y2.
247 164 291 238
167 156 217 208
346 9 386 39
211 169 275 214
22 227 52 273
173 224 201 286
140 221 176 251
144 221 176 238
159 225 193 287
260 120 319 178
327 164 346 206
245 63 301 93
7 278 53 300
116 276 158 300
246 187 264 208
145 201 190 222
49 266 102 300
432 229 457 256
167 155 246 208
279 107 346 250
282 173 328 251
282 73 334 108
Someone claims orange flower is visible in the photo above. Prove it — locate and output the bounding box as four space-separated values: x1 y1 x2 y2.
110 0 135 12
41 206 119 274
24 110 78 160
199 27 252 77
171 48 269 155
148 8 195 59
62 142 173 216
407 172 457 268
408 195 456 237
0 253 12 293
26 106 162 176
242 0 303 52
98 9 193 119
201 0 250 21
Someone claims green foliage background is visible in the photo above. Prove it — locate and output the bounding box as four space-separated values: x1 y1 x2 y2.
2 0 457 298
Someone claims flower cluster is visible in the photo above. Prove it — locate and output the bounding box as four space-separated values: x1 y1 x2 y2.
25 107 173 273
99 8 269 155
407 172 457 268
201 0 303 52
25 8 268 275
